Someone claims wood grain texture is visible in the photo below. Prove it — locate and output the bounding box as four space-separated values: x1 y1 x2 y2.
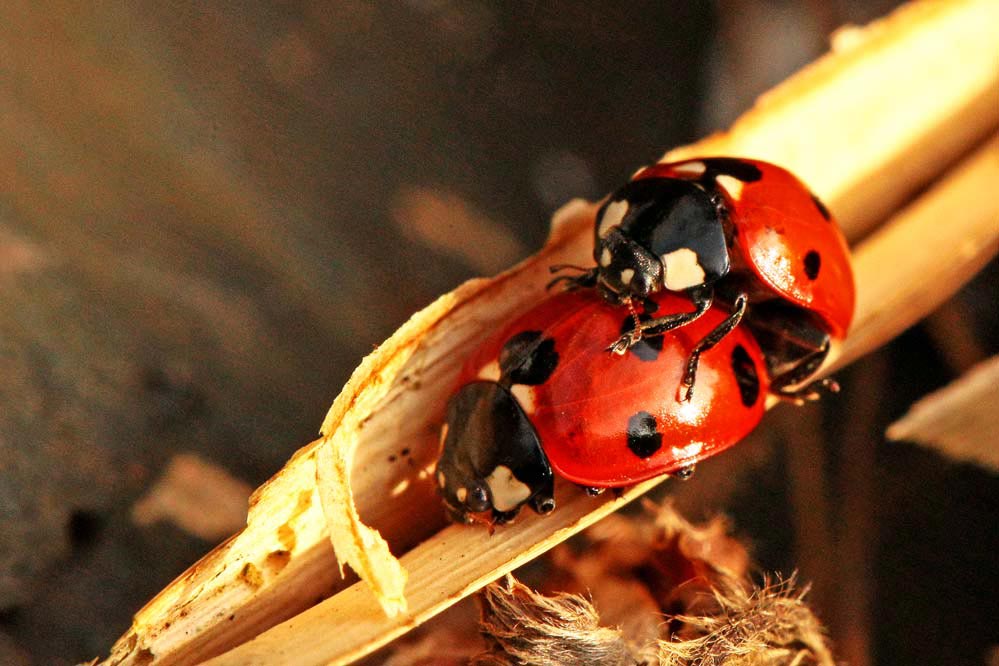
100 1 999 664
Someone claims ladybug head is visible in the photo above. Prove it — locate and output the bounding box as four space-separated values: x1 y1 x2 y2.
594 228 664 303
436 382 555 524
592 176 731 302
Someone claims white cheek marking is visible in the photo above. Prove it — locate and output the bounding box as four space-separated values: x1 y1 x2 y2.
598 199 629 238
477 360 501 381
716 175 744 200
662 248 706 291
437 470 446 488
620 268 635 285
673 160 706 176
456 487 468 503
485 465 531 512
510 384 537 414
600 248 612 267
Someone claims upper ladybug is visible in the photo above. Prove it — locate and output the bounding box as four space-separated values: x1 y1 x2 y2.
553 157 855 402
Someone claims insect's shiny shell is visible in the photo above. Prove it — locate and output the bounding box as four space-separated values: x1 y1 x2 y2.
458 289 770 487
634 158 855 339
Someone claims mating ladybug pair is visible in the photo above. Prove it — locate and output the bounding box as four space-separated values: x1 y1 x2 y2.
436 157 855 524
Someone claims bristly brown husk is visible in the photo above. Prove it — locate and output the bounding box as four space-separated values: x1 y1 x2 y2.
474 575 832 666
472 501 834 666
473 575 634 666
658 576 834 666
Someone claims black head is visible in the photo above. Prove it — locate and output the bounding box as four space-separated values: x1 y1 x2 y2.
435 381 555 523
593 227 664 303
593 177 730 301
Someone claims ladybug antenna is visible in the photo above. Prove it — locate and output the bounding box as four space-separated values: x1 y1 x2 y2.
546 265 597 292
548 263 590 274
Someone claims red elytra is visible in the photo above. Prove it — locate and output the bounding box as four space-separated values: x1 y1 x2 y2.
458 288 769 487
633 158 855 340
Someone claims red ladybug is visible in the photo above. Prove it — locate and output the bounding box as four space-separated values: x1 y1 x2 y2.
435 288 769 523
552 157 854 401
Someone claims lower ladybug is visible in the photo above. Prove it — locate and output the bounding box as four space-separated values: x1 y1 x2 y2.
435 288 769 524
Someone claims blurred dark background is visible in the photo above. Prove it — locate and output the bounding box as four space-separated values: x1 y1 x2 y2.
1 2 996 665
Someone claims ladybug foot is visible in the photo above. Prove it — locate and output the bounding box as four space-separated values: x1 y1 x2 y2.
673 464 696 480
491 508 521 525
774 377 840 405
607 331 642 355
678 365 698 402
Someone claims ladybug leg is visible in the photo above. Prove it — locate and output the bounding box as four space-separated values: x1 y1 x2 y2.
679 293 748 401
770 339 840 405
673 464 696 480
607 287 713 355
745 307 840 405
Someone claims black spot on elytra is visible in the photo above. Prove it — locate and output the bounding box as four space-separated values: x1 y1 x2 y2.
619 314 664 362
499 331 559 385
627 411 662 458
731 344 761 407
701 158 763 183
803 250 821 280
810 192 832 221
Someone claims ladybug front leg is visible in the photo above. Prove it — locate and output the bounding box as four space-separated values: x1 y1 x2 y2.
679 293 748 401
607 286 714 355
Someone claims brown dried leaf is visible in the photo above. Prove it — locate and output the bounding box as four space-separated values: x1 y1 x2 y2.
886 354 999 473
131 453 252 542
651 500 751 583
390 186 526 274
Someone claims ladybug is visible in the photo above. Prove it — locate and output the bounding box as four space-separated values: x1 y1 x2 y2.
435 288 769 523
551 157 854 402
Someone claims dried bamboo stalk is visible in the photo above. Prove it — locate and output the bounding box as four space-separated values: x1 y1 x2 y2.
200 132 999 666
833 135 999 371
100 1 999 665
